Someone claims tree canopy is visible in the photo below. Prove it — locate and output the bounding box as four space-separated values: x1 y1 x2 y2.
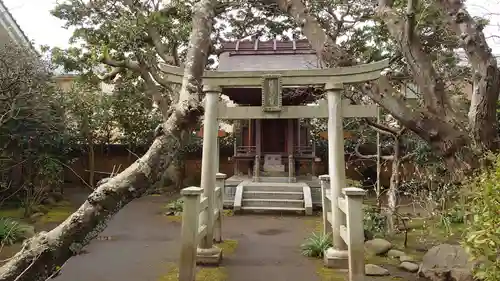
48 0 496 179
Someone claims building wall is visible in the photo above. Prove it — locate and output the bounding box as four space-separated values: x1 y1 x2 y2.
64 146 413 191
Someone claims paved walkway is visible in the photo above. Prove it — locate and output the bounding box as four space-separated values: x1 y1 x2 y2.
53 195 320 281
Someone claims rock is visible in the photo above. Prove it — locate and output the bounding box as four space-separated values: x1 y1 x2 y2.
31 205 48 214
30 212 44 220
42 197 56 205
49 192 64 202
400 255 415 262
365 238 392 255
400 261 419 273
365 264 390 276
419 244 478 281
387 249 406 258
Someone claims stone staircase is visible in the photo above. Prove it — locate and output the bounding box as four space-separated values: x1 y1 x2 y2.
233 181 313 215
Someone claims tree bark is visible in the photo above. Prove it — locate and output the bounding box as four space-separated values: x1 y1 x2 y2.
386 135 400 234
0 1 217 280
363 78 477 176
435 0 500 151
271 0 481 176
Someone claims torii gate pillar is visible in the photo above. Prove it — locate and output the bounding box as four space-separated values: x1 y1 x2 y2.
324 82 349 267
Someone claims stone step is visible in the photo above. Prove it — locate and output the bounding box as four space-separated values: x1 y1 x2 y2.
243 191 304 200
256 176 291 183
242 198 305 209
240 206 305 214
243 183 304 192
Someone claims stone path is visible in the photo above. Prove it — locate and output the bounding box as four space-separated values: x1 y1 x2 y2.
224 215 320 281
53 195 320 281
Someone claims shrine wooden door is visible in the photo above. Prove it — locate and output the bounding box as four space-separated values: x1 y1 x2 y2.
261 119 286 153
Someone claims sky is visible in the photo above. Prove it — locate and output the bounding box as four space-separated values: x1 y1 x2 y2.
3 0 500 55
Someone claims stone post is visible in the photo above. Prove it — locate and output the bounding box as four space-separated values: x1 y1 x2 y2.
343 187 367 280
324 82 348 268
215 136 220 173
253 155 260 182
197 85 222 265
214 173 226 243
319 175 331 237
312 143 316 177
179 187 202 281
288 154 295 183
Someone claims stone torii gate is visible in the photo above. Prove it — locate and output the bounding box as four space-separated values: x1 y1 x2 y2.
159 58 387 270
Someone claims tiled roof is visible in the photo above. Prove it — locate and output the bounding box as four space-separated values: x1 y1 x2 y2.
218 39 321 71
221 39 316 55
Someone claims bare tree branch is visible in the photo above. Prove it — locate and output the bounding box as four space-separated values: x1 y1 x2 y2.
365 119 399 135
354 142 394 160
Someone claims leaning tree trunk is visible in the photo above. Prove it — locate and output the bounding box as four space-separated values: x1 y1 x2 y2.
0 1 217 280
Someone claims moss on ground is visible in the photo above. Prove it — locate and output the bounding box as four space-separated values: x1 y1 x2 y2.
223 209 234 217
40 203 75 223
157 263 179 281
304 215 323 234
0 208 24 219
157 238 237 281
195 267 228 281
165 215 182 222
218 239 238 255
315 262 347 281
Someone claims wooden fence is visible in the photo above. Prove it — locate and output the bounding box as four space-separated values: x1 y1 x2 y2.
178 173 226 281
320 175 366 281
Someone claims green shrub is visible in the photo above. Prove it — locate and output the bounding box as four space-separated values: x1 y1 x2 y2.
439 204 466 236
165 199 184 215
0 218 32 245
301 232 332 258
363 206 387 237
463 154 500 281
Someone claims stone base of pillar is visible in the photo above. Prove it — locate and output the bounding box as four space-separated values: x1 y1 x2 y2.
288 177 296 183
323 247 348 269
196 246 223 265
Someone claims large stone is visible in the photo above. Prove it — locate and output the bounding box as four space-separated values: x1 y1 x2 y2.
49 192 64 202
323 248 348 269
365 238 392 255
30 212 44 220
42 197 57 206
196 246 222 265
419 244 478 281
365 264 390 276
400 261 419 273
387 249 406 258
